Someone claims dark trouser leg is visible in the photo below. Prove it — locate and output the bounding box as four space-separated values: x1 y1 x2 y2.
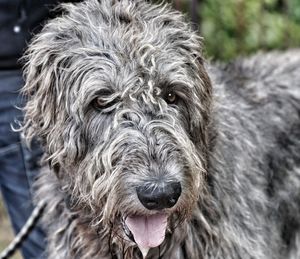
0 70 46 259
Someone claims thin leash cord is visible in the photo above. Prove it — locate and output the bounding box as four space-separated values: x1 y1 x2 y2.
0 200 46 259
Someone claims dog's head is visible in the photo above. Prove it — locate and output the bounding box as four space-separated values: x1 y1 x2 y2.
23 0 212 256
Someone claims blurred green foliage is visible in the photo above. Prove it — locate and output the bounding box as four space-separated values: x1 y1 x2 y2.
168 0 300 60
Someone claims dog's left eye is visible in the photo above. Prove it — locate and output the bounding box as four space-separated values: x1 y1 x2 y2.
165 91 178 104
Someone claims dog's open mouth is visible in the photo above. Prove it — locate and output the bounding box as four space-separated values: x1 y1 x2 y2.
122 213 168 257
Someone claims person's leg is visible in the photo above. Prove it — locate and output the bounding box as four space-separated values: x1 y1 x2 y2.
0 70 46 259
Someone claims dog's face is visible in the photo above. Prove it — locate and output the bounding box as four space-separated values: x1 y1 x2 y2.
23 0 212 256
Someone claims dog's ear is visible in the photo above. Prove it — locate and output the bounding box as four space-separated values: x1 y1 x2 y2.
184 49 213 149
22 24 66 146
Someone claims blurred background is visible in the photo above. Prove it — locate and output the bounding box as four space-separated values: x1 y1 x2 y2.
1 0 300 258
0 199 22 259
169 0 300 61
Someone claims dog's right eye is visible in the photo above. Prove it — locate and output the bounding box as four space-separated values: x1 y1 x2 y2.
94 96 107 108
92 90 119 111
93 96 119 111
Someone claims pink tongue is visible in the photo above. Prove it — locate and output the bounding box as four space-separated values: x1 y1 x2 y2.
125 214 168 249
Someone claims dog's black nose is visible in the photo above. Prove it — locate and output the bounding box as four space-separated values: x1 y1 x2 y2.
136 181 181 210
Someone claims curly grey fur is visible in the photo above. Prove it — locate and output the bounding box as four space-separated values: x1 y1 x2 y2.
21 0 300 258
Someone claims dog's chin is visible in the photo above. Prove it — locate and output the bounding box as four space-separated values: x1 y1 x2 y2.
121 213 168 257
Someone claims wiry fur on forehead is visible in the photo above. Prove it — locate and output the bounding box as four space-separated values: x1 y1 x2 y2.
22 0 212 150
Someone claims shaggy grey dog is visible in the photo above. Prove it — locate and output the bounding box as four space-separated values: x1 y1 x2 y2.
22 0 300 258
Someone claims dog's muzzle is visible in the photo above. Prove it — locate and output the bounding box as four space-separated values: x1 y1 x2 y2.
122 181 181 257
